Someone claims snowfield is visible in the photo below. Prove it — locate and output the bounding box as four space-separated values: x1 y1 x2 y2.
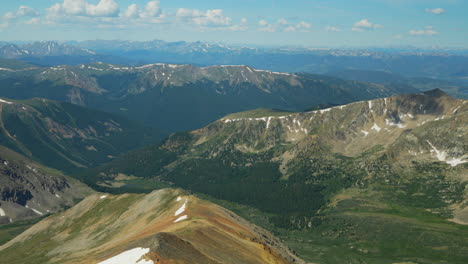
98 247 153 264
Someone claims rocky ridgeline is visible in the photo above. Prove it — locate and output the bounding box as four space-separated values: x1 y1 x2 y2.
210 90 467 164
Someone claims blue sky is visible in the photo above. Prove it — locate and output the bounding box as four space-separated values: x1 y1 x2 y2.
0 0 466 47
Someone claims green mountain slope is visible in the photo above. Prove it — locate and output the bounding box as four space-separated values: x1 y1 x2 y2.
80 89 468 263
0 62 418 131
0 97 164 171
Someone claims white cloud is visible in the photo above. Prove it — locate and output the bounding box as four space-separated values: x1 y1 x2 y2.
1 5 40 28
24 18 40 25
48 0 120 18
409 26 439 36
277 18 288 25
354 19 372 28
259 25 276 32
123 4 139 18
296 21 311 32
122 1 162 20
259 19 311 33
17 6 40 17
425 8 445 15
228 18 248 31
352 19 383 32
140 1 161 18
325 26 341 32
176 8 232 26
2 12 16 21
2 5 39 22
258 20 276 32
258 19 269 27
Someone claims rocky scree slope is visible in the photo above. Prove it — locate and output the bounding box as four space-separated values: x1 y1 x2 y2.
0 188 304 264
0 145 93 224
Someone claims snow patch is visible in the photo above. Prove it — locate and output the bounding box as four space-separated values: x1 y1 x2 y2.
31 208 43 215
175 200 187 216
361 130 369 136
176 196 182 202
0 208 5 216
100 195 107 199
98 247 152 264
0 99 13 104
446 158 468 166
55 194 61 199
266 117 272 129
371 123 381 132
385 119 406 128
427 140 467 167
174 215 188 223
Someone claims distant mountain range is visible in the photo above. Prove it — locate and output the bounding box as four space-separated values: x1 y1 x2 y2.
1 40 468 81
0 60 419 131
329 69 468 99
0 41 129 66
0 41 95 59
71 40 468 79
80 90 468 263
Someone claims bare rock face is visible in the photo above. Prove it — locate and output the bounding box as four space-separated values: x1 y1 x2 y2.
0 146 93 224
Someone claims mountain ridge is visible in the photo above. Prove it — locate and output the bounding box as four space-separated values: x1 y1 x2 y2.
78 90 468 263
0 188 304 264
0 60 419 131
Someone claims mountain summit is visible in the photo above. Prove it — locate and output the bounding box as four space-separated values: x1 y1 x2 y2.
0 188 303 264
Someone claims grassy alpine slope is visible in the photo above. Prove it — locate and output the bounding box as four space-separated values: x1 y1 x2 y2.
78 89 468 263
